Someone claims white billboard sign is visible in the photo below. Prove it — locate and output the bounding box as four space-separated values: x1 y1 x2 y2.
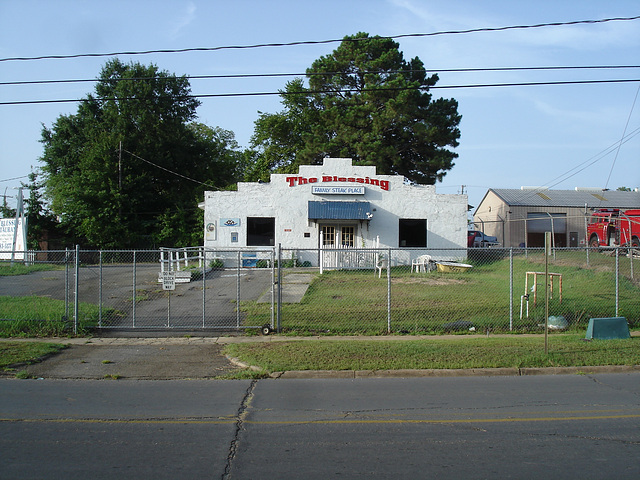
0 218 26 260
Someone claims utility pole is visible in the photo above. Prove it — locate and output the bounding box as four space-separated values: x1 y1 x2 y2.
10 187 27 265
118 141 122 191
118 141 123 219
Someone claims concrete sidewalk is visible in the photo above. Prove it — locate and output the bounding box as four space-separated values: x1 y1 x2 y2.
3 332 638 380
257 272 314 303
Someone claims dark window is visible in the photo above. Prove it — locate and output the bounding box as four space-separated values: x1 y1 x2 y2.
247 217 275 246
399 219 426 247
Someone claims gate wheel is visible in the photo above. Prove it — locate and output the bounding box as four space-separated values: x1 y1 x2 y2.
261 324 272 335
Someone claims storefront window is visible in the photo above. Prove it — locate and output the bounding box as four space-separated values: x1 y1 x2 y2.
399 219 426 247
247 217 275 246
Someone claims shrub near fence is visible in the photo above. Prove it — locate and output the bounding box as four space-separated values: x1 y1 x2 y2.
1 246 638 335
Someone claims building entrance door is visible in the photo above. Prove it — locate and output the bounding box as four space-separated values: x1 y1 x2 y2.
320 224 356 269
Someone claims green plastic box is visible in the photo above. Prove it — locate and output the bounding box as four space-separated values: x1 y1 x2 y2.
585 317 630 340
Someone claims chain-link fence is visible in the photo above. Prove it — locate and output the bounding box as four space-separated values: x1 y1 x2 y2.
271 246 638 335
0 247 275 333
1 246 638 335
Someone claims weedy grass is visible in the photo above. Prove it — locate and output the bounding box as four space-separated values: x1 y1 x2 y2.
224 335 639 372
0 262 61 276
0 296 103 337
215 369 270 380
0 341 67 371
240 252 640 334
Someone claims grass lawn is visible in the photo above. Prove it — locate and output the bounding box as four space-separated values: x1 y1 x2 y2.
0 262 61 276
0 296 102 337
0 341 67 373
224 335 640 372
241 250 640 335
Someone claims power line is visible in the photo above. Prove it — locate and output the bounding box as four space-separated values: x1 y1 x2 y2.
604 84 640 190
0 175 30 183
501 126 640 204
2 65 639 87
1 15 638 63
2 78 639 106
122 149 219 190
442 126 640 201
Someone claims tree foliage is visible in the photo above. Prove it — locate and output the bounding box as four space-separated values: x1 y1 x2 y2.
250 33 461 184
0 194 16 219
40 59 242 248
23 170 58 249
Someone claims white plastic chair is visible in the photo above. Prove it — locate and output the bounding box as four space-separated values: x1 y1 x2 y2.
376 258 388 278
411 255 432 273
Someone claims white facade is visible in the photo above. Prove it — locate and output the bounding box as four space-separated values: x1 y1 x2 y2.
202 158 467 266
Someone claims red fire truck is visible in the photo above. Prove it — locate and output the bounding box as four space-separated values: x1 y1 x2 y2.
587 208 640 249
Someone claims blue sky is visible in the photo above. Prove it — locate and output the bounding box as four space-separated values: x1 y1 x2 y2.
1 0 639 213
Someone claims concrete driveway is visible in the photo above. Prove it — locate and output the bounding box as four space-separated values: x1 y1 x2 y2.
0 265 277 329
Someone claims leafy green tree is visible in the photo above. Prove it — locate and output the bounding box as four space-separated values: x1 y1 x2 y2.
251 32 461 184
40 59 241 248
0 192 16 218
22 170 58 249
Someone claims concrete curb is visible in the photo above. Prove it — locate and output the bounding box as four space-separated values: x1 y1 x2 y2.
2 330 637 345
270 365 640 379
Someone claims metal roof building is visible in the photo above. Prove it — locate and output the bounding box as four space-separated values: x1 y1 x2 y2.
473 188 640 248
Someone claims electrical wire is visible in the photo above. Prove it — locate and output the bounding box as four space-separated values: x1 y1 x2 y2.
604 84 640 190
441 125 640 200
0 175 30 183
2 65 639 87
2 78 639 106
498 126 640 205
1 15 638 63
122 149 219 190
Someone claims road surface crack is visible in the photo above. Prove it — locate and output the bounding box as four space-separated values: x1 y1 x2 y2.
221 379 257 480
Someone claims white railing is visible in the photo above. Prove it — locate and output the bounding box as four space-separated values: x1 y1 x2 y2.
159 246 204 273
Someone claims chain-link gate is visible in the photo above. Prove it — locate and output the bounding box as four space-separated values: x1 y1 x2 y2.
0 247 276 333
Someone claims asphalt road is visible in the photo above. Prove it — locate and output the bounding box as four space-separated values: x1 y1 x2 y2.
2 373 639 479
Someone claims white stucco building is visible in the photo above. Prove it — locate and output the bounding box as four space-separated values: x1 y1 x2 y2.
201 158 467 267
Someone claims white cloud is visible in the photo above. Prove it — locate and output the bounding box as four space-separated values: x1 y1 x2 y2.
171 2 197 39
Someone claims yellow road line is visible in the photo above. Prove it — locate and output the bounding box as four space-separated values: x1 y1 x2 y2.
2 414 640 425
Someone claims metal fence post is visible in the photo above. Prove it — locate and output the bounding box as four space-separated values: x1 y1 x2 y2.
615 247 619 317
133 250 137 328
387 247 391 333
202 247 206 329
64 247 69 323
585 215 590 267
236 250 241 329
509 247 513 331
271 248 275 332
98 250 103 328
277 244 282 333
74 245 79 335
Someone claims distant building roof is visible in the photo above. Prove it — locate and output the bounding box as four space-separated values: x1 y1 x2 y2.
487 188 640 209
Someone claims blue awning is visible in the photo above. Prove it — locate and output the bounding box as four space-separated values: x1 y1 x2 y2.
308 201 371 220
